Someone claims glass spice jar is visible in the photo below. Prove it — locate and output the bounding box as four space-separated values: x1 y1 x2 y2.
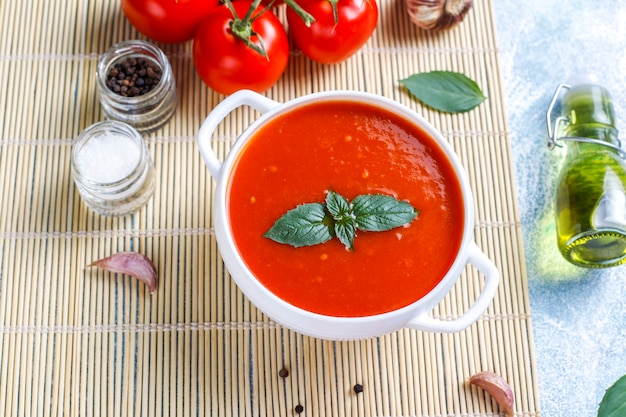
71 120 156 217
96 40 177 134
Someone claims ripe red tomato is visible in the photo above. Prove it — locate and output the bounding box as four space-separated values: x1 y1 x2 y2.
260 0 284 5
286 0 378 64
120 0 219 44
193 2 290 95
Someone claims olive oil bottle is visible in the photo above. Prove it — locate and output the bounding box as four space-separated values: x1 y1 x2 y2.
548 75 626 267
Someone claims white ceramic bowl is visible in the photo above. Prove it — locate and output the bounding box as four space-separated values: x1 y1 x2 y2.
197 90 499 340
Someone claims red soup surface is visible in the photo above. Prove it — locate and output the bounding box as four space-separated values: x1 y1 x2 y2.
228 100 464 317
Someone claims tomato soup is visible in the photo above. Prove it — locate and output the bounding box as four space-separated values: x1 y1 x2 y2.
227 100 464 317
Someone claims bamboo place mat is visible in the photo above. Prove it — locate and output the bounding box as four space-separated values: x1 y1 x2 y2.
0 0 540 416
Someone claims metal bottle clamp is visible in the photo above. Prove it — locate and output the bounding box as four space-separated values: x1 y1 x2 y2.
546 83 626 159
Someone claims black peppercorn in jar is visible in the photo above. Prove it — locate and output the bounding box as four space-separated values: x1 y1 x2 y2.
96 40 177 134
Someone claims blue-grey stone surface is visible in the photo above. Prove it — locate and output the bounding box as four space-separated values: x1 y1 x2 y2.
493 1 626 416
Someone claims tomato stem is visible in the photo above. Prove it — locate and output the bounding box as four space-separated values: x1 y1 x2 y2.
328 0 339 24
241 0 260 22
224 0 268 58
283 0 316 27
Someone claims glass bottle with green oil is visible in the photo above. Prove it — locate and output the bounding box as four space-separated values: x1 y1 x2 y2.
547 74 626 267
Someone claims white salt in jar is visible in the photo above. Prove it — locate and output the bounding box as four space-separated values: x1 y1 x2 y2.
71 120 155 217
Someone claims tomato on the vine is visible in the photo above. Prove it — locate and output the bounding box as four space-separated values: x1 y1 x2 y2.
286 0 378 64
121 0 219 44
260 0 284 6
193 1 289 95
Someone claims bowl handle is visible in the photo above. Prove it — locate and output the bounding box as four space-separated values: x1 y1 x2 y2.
406 241 499 333
197 90 280 179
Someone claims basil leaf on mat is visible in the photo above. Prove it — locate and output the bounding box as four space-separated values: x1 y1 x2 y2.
399 70 486 113
598 374 626 417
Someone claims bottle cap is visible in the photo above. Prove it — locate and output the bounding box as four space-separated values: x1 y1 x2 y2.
566 73 600 88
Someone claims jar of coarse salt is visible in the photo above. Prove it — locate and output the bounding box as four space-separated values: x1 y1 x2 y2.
71 120 155 217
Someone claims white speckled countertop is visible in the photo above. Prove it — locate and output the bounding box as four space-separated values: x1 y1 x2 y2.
493 1 626 415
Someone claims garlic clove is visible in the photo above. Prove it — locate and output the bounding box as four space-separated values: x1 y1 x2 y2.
89 251 158 293
406 0 473 31
469 371 514 417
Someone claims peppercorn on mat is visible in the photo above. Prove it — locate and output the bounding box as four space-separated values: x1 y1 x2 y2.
0 0 540 416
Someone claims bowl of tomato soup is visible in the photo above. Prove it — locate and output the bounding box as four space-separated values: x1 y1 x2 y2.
197 90 499 340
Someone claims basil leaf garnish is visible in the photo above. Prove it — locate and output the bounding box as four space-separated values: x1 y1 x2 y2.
264 192 418 250
399 70 486 113
263 203 334 248
352 194 418 231
326 191 351 220
598 374 626 417
334 221 357 251
326 191 358 250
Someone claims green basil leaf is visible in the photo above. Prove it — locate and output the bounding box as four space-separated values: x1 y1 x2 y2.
264 192 418 249
263 203 334 247
598 375 626 417
352 194 418 231
326 191 357 250
399 70 486 113
334 220 357 251
326 191 351 220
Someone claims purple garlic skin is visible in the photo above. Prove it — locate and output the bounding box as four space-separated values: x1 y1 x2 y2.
89 252 158 293
469 371 514 417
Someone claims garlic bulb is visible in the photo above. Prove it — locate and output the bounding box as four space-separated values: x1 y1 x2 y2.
406 0 473 31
